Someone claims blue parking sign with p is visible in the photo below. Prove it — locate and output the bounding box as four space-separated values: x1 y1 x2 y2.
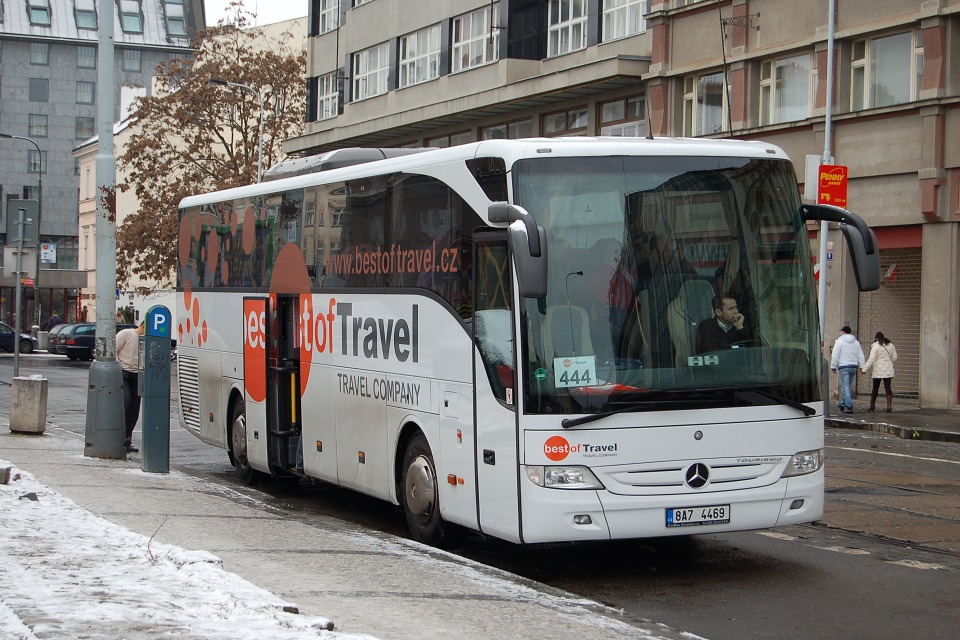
146 305 172 338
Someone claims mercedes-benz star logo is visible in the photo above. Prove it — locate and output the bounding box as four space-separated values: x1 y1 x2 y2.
685 463 710 489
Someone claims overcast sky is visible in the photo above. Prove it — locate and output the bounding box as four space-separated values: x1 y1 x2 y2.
205 0 307 27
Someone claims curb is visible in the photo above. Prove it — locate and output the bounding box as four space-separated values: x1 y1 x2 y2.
826 417 960 443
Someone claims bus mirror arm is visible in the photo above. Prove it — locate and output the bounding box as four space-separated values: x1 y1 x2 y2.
488 202 542 257
801 203 881 292
489 202 548 298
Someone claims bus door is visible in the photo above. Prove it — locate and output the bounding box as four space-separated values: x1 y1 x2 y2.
266 294 302 475
472 234 522 542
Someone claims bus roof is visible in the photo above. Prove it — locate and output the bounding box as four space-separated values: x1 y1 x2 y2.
178 136 790 209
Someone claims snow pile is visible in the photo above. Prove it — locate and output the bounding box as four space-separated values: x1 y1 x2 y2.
0 460 378 640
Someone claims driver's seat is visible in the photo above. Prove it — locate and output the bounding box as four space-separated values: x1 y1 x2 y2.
667 279 715 366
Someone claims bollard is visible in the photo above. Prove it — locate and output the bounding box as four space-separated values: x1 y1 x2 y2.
10 375 48 434
141 305 172 473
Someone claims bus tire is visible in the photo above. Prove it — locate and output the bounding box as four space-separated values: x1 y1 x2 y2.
401 432 447 546
229 398 259 486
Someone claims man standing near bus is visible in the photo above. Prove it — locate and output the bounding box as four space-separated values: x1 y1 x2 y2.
830 325 866 414
116 321 146 452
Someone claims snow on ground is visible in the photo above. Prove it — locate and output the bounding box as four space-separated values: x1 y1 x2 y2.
0 460 378 640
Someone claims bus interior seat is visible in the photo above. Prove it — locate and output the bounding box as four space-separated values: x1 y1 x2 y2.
542 304 593 361
667 279 716 367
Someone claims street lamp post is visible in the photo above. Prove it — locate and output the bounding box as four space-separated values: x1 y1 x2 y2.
208 79 264 183
0 132 43 348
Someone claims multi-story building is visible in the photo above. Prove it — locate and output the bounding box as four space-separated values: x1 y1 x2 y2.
0 0 204 329
285 0 959 408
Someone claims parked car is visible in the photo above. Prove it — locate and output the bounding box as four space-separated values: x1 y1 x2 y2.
45 322 69 352
49 323 76 356
60 322 135 361
0 321 38 354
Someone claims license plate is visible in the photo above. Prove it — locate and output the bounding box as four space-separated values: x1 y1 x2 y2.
665 504 730 528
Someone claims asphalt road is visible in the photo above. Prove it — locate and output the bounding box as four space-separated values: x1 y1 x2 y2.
3 352 959 640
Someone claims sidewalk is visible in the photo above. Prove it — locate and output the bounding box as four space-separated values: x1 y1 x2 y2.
824 400 960 443
0 418 686 640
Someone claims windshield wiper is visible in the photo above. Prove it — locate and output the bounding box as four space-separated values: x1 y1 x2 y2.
561 393 698 428
561 387 816 428
735 389 816 416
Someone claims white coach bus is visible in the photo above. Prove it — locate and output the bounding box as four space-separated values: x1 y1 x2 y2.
176 138 879 546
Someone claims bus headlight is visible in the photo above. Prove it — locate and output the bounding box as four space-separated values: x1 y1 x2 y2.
525 465 605 490
781 449 823 477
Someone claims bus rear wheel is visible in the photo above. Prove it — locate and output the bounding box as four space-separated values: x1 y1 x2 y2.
401 433 447 546
229 398 259 486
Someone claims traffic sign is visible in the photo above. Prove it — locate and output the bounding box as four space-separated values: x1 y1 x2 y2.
817 164 848 208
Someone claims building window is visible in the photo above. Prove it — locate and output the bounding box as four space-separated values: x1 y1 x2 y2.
120 0 144 33
30 42 50 65
76 81 96 104
542 107 588 136
75 0 98 29
481 119 533 140
426 131 472 148
602 0 647 41
320 0 339 34
166 0 187 36
352 42 389 101
759 54 811 126
331 208 345 227
851 31 923 110
122 49 142 72
317 71 339 120
548 0 588 57
28 1 52 26
29 78 49 102
304 198 316 226
28 114 48 138
451 3 499 73
399 24 441 88
600 95 645 135
75 117 95 139
683 71 726 136
28 149 47 174
353 0 372 6
78 45 97 68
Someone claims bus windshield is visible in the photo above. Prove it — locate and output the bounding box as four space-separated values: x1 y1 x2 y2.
513 155 820 415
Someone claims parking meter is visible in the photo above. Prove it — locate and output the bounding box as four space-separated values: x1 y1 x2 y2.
141 305 172 473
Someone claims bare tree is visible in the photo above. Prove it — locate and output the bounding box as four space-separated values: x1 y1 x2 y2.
117 1 305 288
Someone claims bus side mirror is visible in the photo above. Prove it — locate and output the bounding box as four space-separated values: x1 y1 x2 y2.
489 202 548 298
801 204 880 291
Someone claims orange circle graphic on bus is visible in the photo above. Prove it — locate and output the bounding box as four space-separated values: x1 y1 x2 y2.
544 435 572 462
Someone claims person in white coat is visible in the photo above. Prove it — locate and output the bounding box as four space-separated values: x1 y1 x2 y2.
830 326 865 413
861 331 898 413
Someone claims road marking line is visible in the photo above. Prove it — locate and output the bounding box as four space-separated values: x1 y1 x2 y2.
829 446 960 465
814 545 871 555
888 559 946 570
756 531 797 541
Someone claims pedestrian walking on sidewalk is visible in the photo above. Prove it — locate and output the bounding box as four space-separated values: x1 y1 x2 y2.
116 321 146 452
862 331 898 413
830 326 865 413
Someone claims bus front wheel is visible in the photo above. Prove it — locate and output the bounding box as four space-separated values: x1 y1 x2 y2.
401 433 446 546
229 398 258 486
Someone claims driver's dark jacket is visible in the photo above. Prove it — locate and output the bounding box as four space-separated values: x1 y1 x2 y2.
695 317 757 354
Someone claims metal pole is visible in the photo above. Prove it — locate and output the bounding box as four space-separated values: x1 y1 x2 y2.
13 207 26 378
84 0 125 459
208 79 264 182
0 134 43 325
818 0 837 346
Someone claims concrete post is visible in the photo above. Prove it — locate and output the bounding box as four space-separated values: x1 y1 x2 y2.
10 376 48 434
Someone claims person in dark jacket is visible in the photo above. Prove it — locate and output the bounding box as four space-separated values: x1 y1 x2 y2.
696 295 758 354
46 311 61 331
